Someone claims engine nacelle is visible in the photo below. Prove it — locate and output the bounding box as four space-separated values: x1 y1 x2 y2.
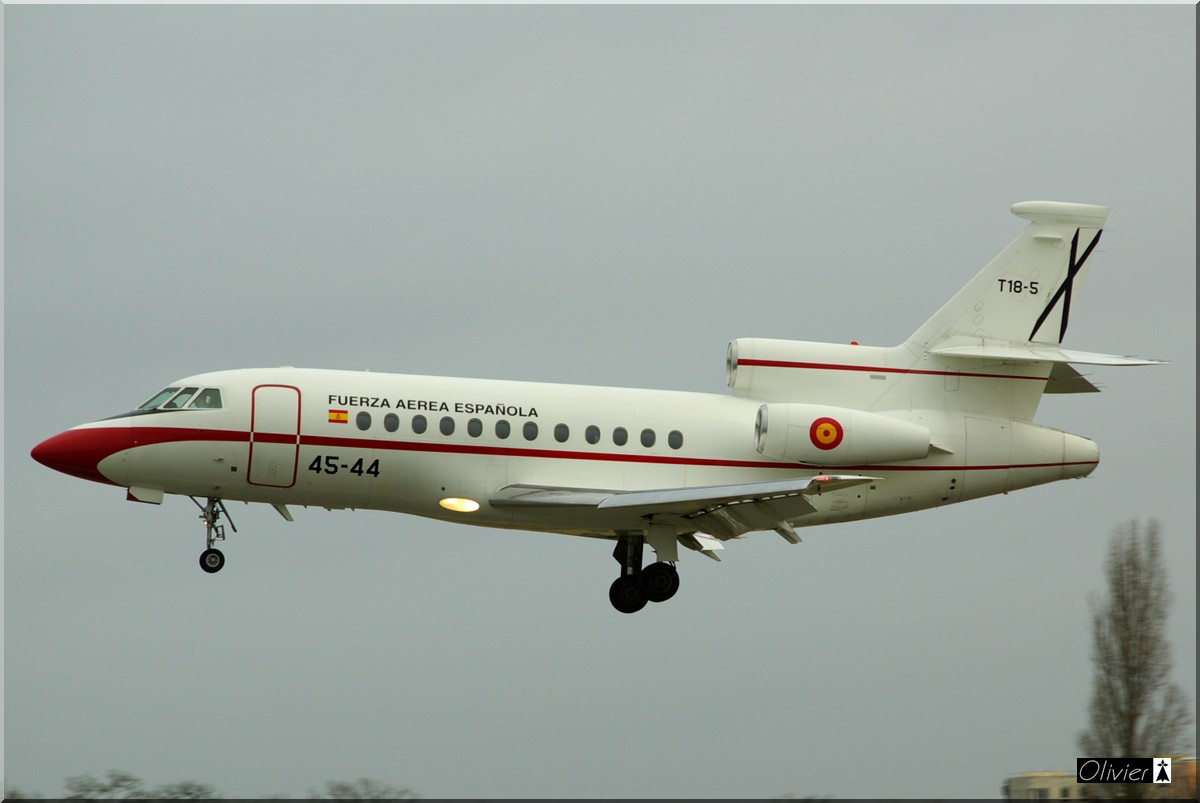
754 403 931 465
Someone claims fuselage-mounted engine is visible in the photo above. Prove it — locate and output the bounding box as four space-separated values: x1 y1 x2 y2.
754 403 931 466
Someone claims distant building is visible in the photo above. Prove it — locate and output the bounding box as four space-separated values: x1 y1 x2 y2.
1003 757 1196 800
1002 770 1080 800
1160 757 1198 799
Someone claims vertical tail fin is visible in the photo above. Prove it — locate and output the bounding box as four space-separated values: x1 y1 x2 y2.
907 201 1109 352
729 202 1158 423
900 201 1160 420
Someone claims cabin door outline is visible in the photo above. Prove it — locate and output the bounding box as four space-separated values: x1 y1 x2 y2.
248 384 302 488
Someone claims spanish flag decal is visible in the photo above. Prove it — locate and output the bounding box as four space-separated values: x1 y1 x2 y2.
809 417 844 450
329 409 349 424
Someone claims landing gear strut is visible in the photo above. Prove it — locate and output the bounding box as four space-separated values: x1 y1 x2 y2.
191 496 236 574
608 533 680 614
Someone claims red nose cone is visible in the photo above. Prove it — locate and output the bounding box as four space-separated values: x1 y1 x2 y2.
31 427 131 486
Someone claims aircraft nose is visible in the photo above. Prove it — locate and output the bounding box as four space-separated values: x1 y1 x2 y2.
31 424 132 486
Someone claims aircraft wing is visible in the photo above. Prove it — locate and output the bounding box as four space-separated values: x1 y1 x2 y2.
491 474 877 544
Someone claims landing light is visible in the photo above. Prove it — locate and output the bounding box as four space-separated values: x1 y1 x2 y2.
439 497 480 513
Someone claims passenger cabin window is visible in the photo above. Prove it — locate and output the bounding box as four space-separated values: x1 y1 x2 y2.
613 427 628 446
496 420 511 439
554 424 569 443
585 425 600 444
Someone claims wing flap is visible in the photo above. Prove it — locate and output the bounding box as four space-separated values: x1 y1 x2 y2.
491 475 878 540
680 532 726 561
597 475 874 513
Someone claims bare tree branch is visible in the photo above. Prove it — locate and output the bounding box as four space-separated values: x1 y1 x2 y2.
1077 520 1193 798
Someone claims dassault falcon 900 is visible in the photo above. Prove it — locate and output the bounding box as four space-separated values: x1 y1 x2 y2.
32 201 1163 613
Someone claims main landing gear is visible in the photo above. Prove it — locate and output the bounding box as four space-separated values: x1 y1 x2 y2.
609 533 681 614
191 496 236 574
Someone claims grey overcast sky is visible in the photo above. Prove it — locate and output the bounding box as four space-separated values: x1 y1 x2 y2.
4 4 1195 799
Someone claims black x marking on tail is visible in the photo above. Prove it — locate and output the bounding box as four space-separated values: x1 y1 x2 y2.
1027 227 1103 343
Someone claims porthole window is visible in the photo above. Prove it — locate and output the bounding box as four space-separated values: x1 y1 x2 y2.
613 427 628 446
496 420 511 439
384 413 399 433
468 418 483 438
440 416 455 436
668 430 684 450
585 425 600 444
412 415 428 434
640 428 655 448
356 412 372 431
554 423 569 443
523 421 538 441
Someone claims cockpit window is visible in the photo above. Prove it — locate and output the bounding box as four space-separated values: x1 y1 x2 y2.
188 388 223 409
136 386 224 411
164 387 200 409
139 388 181 409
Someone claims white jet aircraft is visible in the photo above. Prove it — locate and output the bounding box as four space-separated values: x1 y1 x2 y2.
33 201 1162 612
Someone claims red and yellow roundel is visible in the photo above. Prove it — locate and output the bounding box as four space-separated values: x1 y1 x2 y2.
809 417 844 451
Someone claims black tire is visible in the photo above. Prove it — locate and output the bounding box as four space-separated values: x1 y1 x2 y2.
608 575 647 614
199 548 225 574
641 562 680 603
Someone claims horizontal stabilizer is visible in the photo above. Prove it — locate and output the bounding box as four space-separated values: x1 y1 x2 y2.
929 343 1165 366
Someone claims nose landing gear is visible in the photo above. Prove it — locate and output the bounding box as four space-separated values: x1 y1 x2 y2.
190 496 236 574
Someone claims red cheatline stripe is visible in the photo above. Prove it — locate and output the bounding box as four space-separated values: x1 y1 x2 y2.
121 426 1096 473
737 358 1047 382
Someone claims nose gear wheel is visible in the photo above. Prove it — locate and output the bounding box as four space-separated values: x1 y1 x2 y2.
190 496 236 574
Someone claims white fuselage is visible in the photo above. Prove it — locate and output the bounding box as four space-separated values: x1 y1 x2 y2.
28 201 1151 611
80 366 1098 538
